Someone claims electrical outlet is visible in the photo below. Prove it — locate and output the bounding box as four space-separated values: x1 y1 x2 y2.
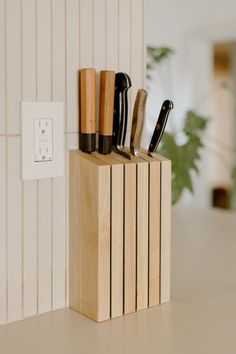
21 102 64 180
34 119 53 162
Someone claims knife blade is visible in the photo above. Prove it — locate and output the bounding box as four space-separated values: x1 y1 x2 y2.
130 89 148 156
79 68 96 153
148 99 174 156
112 72 132 150
98 70 116 154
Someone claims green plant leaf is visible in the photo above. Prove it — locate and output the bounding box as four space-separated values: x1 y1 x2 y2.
158 111 208 204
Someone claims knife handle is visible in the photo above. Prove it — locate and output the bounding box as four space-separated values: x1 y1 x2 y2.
112 73 132 149
130 89 148 156
79 68 96 153
148 100 174 154
98 70 116 154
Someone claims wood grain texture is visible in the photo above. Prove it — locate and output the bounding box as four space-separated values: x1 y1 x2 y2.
160 158 172 304
0 137 6 324
109 151 137 314
94 152 124 318
124 162 136 314
136 160 149 310
69 151 110 322
99 71 115 136
110 164 123 318
79 68 96 134
149 153 171 304
139 152 161 307
149 160 161 306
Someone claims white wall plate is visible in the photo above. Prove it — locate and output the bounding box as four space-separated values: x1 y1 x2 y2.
21 102 64 180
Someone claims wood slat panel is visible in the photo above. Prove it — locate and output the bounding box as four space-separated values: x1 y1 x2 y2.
0 0 6 135
36 0 52 314
66 0 79 133
106 0 118 70
124 163 136 314
149 160 161 307
160 159 172 304
22 0 37 318
93 0 106 131
6 0 21 135
0 137 7 324
131 0 143 120
79 0 93 67
136 161 149 311
69 151 110 322
7 137 22 322
111 164 124 318
52 0 66 311
118 0 131 145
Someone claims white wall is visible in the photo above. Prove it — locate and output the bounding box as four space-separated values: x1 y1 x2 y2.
0 0 146 325
147 0 236 207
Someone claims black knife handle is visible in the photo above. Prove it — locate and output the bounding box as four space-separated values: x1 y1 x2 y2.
112 73 132 149
148 100 174 153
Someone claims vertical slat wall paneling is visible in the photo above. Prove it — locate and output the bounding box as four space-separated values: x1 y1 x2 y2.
118 0 131 144
160 159 171 304
0 0 146 325
36 0 52 313
142 0 146 88
111 164 124 318
0 138 6 324
130 0 143 118
22 0 37 318
66 0 79 133
136 161 149 311
7 138 22 322
79 0 93 67
65 0 79 305
6 0 21 135
93 0 106 131
52 0 66 310
106 0 118 70
0 0 5 134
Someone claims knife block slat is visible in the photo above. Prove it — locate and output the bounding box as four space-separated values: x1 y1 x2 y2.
69 150 171 322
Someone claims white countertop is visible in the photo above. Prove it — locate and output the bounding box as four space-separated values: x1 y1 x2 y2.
1 207 236 354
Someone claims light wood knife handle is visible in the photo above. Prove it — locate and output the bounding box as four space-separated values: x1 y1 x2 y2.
79 68 96 133
99 70 115 135
98 70 115 154
130 89 148 156
79 68 96 152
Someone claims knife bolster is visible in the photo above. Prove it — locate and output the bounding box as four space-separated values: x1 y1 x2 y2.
79 133 96 153
98 135 112 154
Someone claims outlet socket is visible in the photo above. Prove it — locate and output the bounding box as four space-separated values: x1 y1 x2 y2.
21 102 64 180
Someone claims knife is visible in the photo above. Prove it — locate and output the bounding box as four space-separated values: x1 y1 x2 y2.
98 70 116 154
148 99 174 156
112 72 132 151
130 89 148 156
79 68 96 153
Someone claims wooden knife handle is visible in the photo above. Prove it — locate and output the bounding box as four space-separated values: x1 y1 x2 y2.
98 70 115 154
130 89 148 156
79 68 96 152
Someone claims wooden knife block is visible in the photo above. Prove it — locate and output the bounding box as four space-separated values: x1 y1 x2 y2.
69 150 171 322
